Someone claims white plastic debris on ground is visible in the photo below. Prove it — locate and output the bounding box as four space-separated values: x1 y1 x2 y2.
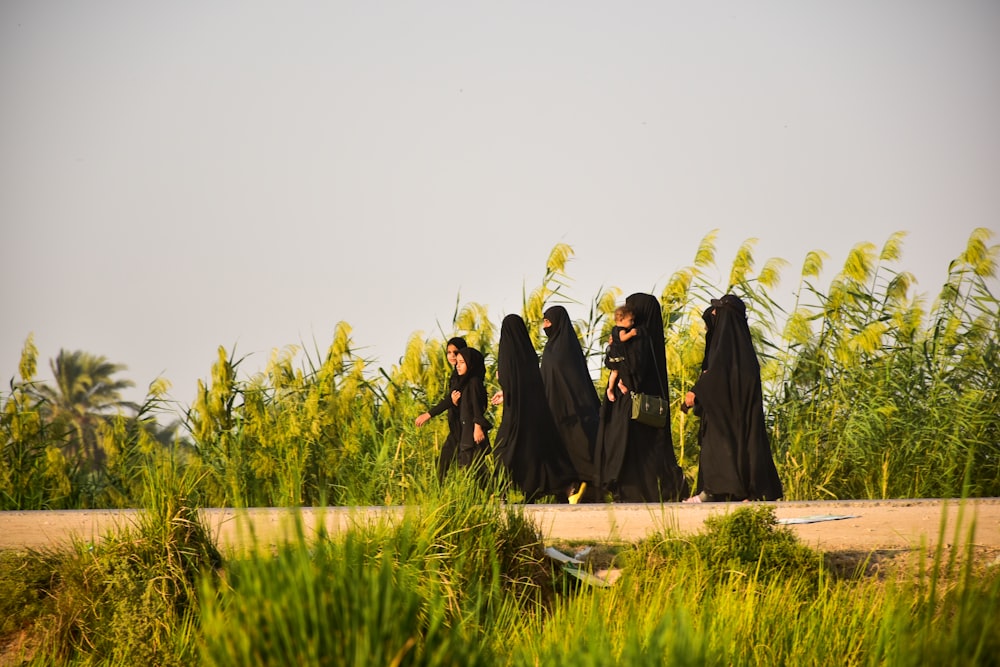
544 545 621 587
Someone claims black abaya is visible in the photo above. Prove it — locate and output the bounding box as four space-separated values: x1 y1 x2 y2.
427 368 462 481
454 347 491 470
595 293 689 502
691 295 783 501
540 306 601 487
494 314 579 502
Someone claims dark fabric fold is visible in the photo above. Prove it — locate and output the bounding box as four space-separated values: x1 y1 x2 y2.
495 314 578 502
540 305 601 487
691 294 783 501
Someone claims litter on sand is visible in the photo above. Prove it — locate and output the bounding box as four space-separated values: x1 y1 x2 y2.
563 564 622 587
544 546 585 564
545 545 622 587
777 514 860 525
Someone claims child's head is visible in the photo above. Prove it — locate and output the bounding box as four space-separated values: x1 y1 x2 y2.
446 337 466 367
455 348 485 379
614 305 634 328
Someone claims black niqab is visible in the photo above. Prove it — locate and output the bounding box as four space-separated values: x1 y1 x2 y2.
624 293 669 398
700 305 716 373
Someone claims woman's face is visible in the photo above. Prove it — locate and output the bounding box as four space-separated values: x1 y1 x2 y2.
455 353 468 376
446 345 460 367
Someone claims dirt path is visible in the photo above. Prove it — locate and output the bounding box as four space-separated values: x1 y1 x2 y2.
2 498 998 555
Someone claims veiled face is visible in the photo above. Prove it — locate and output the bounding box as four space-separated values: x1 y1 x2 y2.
446 344 460 367
455 354 468 376
542 306 569 338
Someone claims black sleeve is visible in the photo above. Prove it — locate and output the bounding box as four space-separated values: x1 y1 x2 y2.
427 391 451 418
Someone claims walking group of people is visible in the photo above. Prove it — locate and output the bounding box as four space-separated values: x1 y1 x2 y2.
414 292 782 504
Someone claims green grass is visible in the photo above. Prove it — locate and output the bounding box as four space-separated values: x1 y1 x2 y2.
3 481 997 666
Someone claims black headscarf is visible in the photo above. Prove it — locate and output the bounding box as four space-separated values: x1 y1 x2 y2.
429 336 468 418
624 292 669 398
540 305 600 485
495 314 578 501
442 336 469 420
455 347 486 401
691 294 782 501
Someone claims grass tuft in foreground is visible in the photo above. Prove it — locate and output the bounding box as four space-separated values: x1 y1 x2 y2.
2 490 998 665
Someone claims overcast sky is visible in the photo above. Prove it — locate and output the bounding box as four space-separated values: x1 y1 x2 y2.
2 1 998 411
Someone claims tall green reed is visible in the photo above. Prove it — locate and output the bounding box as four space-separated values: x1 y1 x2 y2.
2 335 79 509
771 229 999 498
4 228 998 508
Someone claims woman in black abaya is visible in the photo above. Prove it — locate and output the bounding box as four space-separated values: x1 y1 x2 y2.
539 306 601 497
494 314 585 503
414 336 466 482
595 293 688 502
453 347 492 474
682 294 783 502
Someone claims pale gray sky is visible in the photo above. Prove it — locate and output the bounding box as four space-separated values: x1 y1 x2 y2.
2 1 998 411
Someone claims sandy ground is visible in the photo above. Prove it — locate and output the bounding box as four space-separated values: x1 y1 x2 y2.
2 498 998 556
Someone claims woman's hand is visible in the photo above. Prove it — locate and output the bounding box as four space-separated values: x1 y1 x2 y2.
474 423 485 444
490 390 504 406
617 379 628 394
451 390 461 405
415 412 431 427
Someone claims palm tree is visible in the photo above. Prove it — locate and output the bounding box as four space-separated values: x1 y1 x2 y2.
35 349 136 471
